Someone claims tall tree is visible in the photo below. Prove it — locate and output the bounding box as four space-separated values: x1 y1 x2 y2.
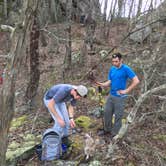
102 0 108 39
3 0 7 19
84 0 96 52
117 0 124 17
64 0 72 70
25 10 40 106
136 0 143 17
0 0 40 165
128 0 135 19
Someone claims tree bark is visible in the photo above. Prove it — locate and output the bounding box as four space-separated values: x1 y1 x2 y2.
65 0 72 70
136 0 143 17
65 25 72 69
117 0 124 18
3 0 7 19
102 0 108 39
114 84 166 141
0 0 40 165
128 0 134 19
0 23 28 166
25 11 40 106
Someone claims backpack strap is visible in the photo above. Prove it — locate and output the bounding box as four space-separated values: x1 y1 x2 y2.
43 131 59 140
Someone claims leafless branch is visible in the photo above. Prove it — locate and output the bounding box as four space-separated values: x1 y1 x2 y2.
138 110 164 122
112 84 166 142
41 28 81 42
152 95 166 100
121 17 166 42
127 83 166 123
82 16 166 80
0 25 15 38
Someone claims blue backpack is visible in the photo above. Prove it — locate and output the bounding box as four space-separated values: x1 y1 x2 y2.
35 129 61 161
41 130 62 161
35 129 68 161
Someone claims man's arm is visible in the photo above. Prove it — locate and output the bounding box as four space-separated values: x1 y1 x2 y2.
95 80 111 87
118 76 140 95
68 104 74 118
48 99 65 127
68 104 76 128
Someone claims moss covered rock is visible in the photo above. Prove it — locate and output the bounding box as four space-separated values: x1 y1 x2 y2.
75 116 93 129
6 133 41 165
10 115 27 131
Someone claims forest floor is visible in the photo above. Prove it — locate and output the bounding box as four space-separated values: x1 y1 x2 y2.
0 22 166 166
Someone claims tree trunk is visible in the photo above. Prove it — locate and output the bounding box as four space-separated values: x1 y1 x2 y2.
117 0 124 18
0 81 15 165
3 0 7 19
25 12 40 106
65 25 72 69
0 24 29 166
111 0 118 20
136 0 143 17
102 0 108 39
0 1 40 164
64 0 72 70
128 0 134 19
84 4 96 52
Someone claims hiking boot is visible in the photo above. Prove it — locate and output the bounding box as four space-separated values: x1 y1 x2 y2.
97 129 111 136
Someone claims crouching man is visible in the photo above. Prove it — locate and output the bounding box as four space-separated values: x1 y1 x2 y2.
42 84 88 160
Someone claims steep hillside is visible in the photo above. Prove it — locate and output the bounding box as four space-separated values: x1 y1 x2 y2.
0 17 166 166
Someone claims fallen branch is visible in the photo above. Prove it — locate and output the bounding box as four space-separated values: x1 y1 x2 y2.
138 110 164 122
153 95 166 100
0 25 15 38
113 84 166 141
127 84 166 123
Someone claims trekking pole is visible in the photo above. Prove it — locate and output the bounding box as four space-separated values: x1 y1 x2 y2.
98 86 104 131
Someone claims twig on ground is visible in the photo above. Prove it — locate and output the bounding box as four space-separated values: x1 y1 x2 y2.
31 109 40 134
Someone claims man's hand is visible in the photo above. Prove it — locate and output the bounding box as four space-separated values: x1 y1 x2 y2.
70 119 76 128
57 118 65 127
117 89 128 95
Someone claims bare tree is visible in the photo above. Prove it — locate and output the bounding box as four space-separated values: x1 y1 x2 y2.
123 0 127 17
25 10 40 106
102 0 108 39
128 0 135 19
64 0 72 70
105 0 118 42
136 0 143 17
84 0 96 52
3 0 7 19
0 0 40 165
117 0 124 18
107 0 118 20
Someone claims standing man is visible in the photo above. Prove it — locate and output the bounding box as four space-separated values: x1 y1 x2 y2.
43 84 88 138
95 53 139 138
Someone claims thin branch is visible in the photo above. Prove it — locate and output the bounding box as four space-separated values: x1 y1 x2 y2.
127 84 166 123
82 17 166 81
112 84 166 142
41 28 81 42
0 25 16 38
138 110 164 122
121 17 166 43
152 95 166 100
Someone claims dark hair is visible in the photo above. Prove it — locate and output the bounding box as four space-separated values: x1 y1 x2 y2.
112 53 122 60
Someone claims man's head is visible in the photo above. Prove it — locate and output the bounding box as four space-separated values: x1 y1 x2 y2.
111 52 123 68
72 85 88 99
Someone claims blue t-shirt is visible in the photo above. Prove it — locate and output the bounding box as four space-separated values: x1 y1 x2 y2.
108 64 136 97
45 84 76 106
